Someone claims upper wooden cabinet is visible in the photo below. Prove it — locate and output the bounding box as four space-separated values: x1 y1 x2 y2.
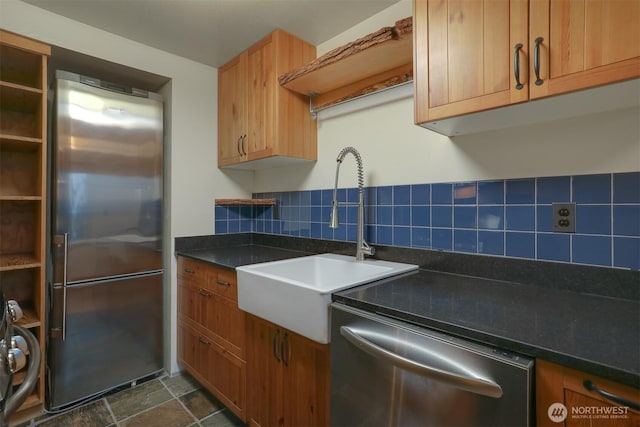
218 30 317 169
414 0 640 126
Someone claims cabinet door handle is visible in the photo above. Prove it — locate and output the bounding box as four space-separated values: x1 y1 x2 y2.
281 332 290 367
273 329 281 362
534 37 544 86
198 288 212 297
241 134 247 156
237 135 243 156
215 279 230 287
183 268 195 275
513 43 524 90
199 336 211 346
583 380 640 411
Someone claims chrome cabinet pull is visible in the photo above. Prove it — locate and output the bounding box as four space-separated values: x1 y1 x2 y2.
513 43 524 90
583 380 640 411
340 326 503 398
198 288 212 297
183 268 195 274
273 329 281 362
534 37 544 86
215 279 230 287
199 336 211 346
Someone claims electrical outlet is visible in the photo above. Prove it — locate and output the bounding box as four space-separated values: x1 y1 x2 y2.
552 202 576 233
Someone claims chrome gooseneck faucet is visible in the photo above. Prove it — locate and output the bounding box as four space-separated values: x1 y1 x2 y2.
329 147 374 261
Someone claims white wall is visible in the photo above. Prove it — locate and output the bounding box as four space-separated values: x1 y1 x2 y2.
1 0 253 374
254 0 640 192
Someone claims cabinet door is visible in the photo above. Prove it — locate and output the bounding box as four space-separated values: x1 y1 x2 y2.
414 0 529 123
247 34 275 161
536 359 640 427
246 314 284 427
218 53 247 166
282 330 330 427
530 0 640 99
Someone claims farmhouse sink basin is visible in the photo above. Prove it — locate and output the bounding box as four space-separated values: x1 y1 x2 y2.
236 253 418 343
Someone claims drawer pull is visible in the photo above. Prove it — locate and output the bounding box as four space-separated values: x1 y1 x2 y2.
216 279 231 287
583 380 640 411
198 288 212 297
183 268 195 274
199 336 211 346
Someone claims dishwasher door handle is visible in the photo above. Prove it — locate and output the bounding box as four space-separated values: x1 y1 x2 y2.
340 326 503 398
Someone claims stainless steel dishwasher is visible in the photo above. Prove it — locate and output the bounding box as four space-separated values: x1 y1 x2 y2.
330 304 534 427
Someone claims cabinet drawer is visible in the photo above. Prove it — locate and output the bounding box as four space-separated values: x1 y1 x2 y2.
206 266 238 301
178 320 246 421
177 257 207 285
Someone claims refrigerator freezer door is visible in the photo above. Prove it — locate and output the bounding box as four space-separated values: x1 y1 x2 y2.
54 78 163 283
48 272 163 409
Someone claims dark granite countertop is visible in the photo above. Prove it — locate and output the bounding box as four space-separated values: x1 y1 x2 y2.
334 269 640 388
175 244 311 270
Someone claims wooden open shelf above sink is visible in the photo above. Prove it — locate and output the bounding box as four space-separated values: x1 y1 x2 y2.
278 17 413 112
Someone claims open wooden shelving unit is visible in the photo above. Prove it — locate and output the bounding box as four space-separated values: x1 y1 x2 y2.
0 29 50 420
278 17 413 112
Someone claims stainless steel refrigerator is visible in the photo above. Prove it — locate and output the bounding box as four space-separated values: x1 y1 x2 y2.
48 71 164 410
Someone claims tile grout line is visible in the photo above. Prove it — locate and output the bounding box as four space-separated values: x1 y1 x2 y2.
103 396 120 427
159 376 202 426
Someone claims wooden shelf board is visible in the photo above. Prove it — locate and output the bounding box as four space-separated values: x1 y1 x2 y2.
0 253 40 271
0 134 42 145
215 198 277 206
279 17 412 99
15 306 40 329
0 80 43 94
0 196 42 201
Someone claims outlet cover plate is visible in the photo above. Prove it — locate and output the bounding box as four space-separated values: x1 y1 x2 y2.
552 202 576 233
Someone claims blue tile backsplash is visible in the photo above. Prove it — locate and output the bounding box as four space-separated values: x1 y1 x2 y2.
215 172 640 270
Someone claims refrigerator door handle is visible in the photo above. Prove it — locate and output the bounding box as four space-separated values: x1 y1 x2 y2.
52 233 69 340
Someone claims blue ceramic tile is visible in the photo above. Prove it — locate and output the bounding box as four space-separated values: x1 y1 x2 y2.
537 176 571 204
300 190 311 206
310 222 322 239
215 206 228 220
311 206 322 222
333 224 347 241
613 237 640 270
432 183 453 204
254 220 264 233
346 205 358 225
321 189 334 206
576 205 611 235
478 206 504 230
376 206 393 225
537 234 570 262
411 206 430 227
454 230 477 253
478 231 504 255
394 226 411 247
227 206 240 220
228 220 240 233
506 206 535 231
613 172 640 203
506 232 535 258
272 221 282 234
432 228 452 250
299 226 310 238
537 206 553 232
432 206 453 228
573 235 612 266
290 191 301 205
454 182 477 204
411 227 431 248
573 174 611 203
346 224 357 242
215 221 228 234
506 179 535 204
264 220 272 233
477 180 504 205
365 187 376 206
411 184 430 205
311 190 322 205
347 187 359 203
454 206 477 229
320 206 332 224
299 206 310 222
613 205 640 236
377 186 393 205
366 225 377 243
377 226 393 245
240 219 252 232
320 223 333 239
394 205 411 226
394 185 411 205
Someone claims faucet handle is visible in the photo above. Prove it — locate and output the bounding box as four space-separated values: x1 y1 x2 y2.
361 241 375 257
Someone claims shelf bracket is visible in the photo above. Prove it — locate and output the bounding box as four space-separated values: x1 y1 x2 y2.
308 91 318 120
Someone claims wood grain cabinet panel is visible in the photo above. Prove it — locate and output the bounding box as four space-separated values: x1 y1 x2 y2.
536 359 640 427
414 0 640 124
217 30 317 168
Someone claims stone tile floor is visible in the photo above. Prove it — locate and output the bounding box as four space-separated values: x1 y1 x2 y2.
16 372 246 427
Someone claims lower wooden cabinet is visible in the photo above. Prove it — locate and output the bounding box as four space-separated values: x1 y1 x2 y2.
246 313 329 427
176 256 246 421
536 359 640 427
